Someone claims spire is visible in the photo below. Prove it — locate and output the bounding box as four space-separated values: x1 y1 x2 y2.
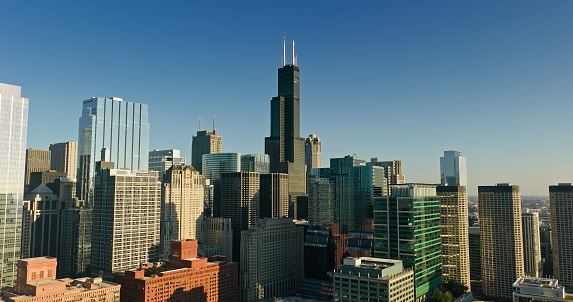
199 116 202 130
213 115 216 131
292 40 295 65
283 35 286 67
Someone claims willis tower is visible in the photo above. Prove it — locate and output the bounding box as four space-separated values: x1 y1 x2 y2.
265 37 306 217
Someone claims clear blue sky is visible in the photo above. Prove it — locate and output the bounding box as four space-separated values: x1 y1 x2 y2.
2 1 572 195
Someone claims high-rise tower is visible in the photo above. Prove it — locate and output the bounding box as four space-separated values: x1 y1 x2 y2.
0 83 29 288
550 183 573 290
192 128 222 173
265 37 306 216
440 150 467 186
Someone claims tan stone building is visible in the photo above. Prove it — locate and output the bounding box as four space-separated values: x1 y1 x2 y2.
550 183 573 291
49 141 78 179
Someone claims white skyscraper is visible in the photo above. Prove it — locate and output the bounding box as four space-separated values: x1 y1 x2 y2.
440 150 467 186
0 83 29 287
522 211 542 278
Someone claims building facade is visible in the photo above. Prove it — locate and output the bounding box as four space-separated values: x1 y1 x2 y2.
522 211 542 278
512 277 573 302
148 149 185 182
202 152 240 216
437 185 470 289
259 173 289 219
192 129 222 173
468 227 481 281
373 184 442 299
241 154 270 173
305 134 321 171
0 83 29 288
333 257 415 302
308 168 333 227
440 150 467 186
77 97 149 202
479 183 524 300
24 148 51 193
114 240 238 302
239 218 304 301
550 183 573 291
160 164 204 257
91 165 160 280
49 141 78 179
196 217 233 260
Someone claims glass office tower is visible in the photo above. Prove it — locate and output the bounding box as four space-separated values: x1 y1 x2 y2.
440 150 467 186
0 83 29 288
77 97 149 202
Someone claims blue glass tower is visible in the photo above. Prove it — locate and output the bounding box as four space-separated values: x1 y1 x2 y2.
77 97 149 202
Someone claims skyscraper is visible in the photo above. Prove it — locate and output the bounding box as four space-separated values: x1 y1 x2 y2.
192 129 222 173
550 183 573 290
479 183 524 300
522 211 542 278
440 150 467 186
24 148 51 193
49 141 78 179
305 134 321 171
367 158 405 194
160 164 205 257
0 83 29 288
241 154 270 173
149 149 186 182
202 152 241 216
307 168 333 227
265 38 306 214
259 173 289 219
77 97 149 202
373 184 442 299
437 185 470 289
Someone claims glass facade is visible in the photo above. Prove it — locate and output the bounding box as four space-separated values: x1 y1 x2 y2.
202 153 240 215
440 150 467 186
373 184 442 299
241 154 270 173
77 97 149 202
0 83 28 288
149 149 186 182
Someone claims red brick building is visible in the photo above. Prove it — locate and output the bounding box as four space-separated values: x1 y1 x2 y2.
115 239 238 302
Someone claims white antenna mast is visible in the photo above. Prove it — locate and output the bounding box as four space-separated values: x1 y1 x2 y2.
199 116 202 130
283 35 286 66
292 40 295 65
213 116 216 131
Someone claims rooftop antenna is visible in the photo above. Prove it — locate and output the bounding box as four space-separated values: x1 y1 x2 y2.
199 116 202 130
282 35 286 66
213 116 216 131
292 40 295 65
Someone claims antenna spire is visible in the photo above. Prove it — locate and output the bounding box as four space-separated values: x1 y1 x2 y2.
292 40 295 65
199 116 202 130
283 35 286 66
213 116 216 131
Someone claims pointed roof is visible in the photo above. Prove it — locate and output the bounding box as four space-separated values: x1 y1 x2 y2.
31 183 53 194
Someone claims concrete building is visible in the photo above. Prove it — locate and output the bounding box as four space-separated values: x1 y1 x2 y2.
550 183 573 291
49 141 78 179
114 240 238 302
91 163 160 280
77 97 149 202
373 184 442 299
196 217 233 260
0 83 28 288
160 164 204 258
265 43 306 214
305 134 321 171
192 129 222 173
220 172 259 262
239 218 304 301
24 148 51 194
479 183 524 300
440 150 467 187
367 158 405 194
437 185 470 289
0 257 120 302
522 211 542 278
21 184 62 259
512 277 573 302
241 154 270 173
333 257 415 302
148 149 185 182
259 173 289 218
468 227 481 281
202 152 240 216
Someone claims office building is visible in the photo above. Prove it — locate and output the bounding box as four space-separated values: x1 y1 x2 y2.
346 230 374 258
241 154 270 173
373 184 442 299
192 129 222 173
0 83 29 288
522 211 542 278
264 39 306 213
91 163 160 280
468 227 481 281
160 164 204 258
240 218 304 301
367 158 405 192
259 173 289 218
333 257 415 302
308 168 333 226
550 183 573 290
512 277 573 302
21 184 62 259
148 149 185 182
540 225 554 278
29 170 68 196
1 257 120 302
220 172 259 262
437 185 470 289
77 97 149 202
202 152 240 216
115 240 238 302
24 148 51 193
196 217 233 260
305 134 321 171
49 141 78 179
304 224 346 281
479 183 524 300
440 150 467 186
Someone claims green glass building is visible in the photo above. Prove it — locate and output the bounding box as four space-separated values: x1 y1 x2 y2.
373 184 442 299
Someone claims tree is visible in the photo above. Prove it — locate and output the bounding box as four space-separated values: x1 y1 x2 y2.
443 279 468 298
430 289 453 302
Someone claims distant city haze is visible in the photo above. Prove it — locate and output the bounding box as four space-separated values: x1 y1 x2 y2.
3 1 572 195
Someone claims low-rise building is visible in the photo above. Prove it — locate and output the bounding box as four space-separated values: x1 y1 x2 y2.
513 276 573 302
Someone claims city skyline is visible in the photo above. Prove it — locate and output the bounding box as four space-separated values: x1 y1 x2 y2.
2 1 572 195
